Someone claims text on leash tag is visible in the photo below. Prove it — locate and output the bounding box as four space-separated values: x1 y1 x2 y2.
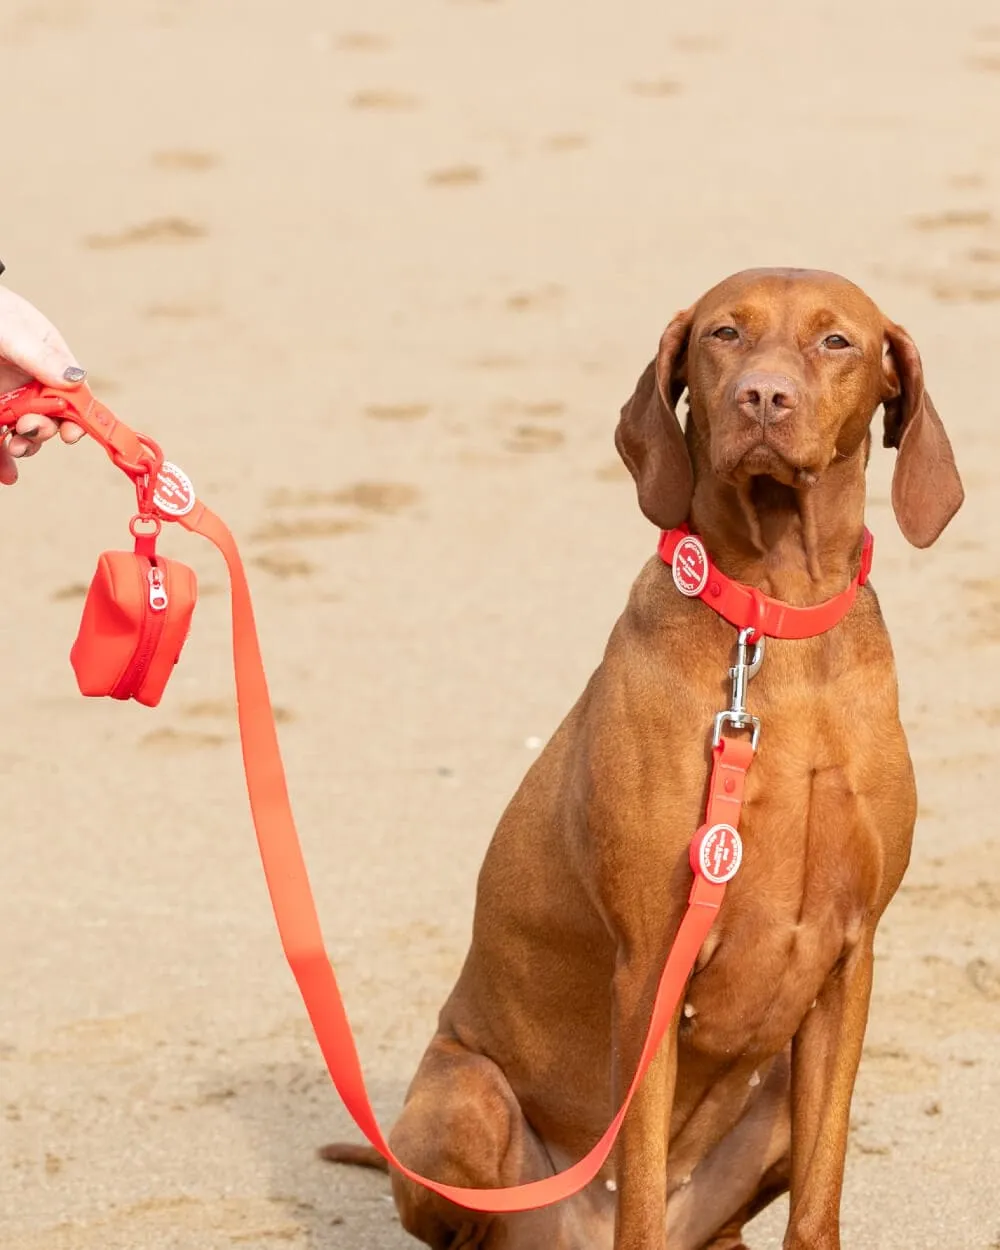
672 536 709 597
693 823 743 884
153 462 196 518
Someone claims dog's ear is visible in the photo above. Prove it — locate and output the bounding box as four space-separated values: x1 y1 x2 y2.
615 307 694 530
881 321 963 548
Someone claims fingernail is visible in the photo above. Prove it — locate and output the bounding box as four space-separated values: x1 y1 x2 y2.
63 366 87 384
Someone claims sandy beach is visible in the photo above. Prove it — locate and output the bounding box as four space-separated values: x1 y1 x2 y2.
1 1 998 1246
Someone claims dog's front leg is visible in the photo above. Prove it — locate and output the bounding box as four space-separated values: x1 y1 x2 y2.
612 951 679 1250
783 935 875 1250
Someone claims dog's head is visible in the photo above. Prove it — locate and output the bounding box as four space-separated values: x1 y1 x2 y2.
615 268 963 548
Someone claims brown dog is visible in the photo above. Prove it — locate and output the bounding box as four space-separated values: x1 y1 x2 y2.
321 269 963 1249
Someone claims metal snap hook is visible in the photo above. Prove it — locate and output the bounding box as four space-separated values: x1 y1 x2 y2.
712 627 767 751
738 627 766 681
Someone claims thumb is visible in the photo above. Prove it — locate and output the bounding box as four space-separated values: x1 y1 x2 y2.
0 285 83 387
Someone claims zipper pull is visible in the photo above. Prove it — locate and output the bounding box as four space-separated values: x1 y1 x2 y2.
147 566 169 612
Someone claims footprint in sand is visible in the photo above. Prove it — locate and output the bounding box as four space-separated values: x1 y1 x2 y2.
967 25 1000 70
860 1044 939 1094
595 460 630 482
140 727 229 751
330 481 421 513
252 551 317 580
9 3 89 35
268 481 421 514
252 480 421 543
542 134 589 153
151 150 220 171
20 1194 313 1246
883 953 1000 1031
880 206 1000 301
365 402 430 422
518 401 565 418
504 425 565 454
961 576 1000 641
505 285 565 312
181 699 294 725
470 353 523 370
427 164 483 187
929 278 1000 303
850 1136 893 1157
967 958 1000 1001
84 218 207 249
181 699 236 719
335 31 391 51
910 209 993 231
629 80 682 98
350 89 420 111
900 877 1000 912
51 582 90 601
251 516 366 543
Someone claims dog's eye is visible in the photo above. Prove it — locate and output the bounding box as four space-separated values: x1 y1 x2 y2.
823 334 851 350
712 326 739 342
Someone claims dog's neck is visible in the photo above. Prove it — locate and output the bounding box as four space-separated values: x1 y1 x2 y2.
687 444 869 606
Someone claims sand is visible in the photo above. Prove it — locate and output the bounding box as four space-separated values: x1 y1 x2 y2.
2 1 998 1246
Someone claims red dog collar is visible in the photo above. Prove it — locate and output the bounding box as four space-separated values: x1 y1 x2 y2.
658 526 873 641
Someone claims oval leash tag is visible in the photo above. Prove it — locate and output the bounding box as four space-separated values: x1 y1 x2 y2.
153 462 196 518
672 535 709 597
692 822 743 884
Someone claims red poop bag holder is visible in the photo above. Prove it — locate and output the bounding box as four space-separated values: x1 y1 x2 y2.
0 377 776 1214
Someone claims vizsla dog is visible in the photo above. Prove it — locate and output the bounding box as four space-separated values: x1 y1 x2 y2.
322 269 963 1249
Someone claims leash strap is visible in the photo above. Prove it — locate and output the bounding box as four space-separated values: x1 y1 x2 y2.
189 499 754 1211
0 380 756 1214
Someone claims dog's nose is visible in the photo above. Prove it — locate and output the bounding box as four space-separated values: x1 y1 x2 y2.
735 372 800 425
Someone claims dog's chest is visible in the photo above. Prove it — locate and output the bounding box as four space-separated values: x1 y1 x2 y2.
679 761 877 1062
681 902 849 1062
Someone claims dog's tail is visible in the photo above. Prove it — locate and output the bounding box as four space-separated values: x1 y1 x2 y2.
317 1142 390 1174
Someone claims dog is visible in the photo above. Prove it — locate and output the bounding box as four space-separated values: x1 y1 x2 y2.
321 268 963 1250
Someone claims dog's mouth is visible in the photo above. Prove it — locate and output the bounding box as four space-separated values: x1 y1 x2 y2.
715 434 821 490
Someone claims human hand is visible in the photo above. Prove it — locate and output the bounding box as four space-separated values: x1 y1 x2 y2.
0 284 86 485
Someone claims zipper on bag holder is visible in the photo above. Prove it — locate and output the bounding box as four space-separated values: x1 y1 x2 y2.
111 559 169 699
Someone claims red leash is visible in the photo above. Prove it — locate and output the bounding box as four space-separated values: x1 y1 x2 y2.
1 381 872 1213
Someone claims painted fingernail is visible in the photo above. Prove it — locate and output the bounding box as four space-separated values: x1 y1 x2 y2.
63 366 87 383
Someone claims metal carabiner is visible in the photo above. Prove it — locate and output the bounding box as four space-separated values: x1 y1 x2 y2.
712 626 766 750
